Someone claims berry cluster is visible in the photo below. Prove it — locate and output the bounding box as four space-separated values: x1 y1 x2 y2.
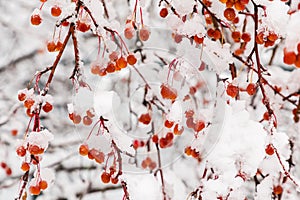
283 43 300 68
1 162 12 176
29 180 48 195
219 0 249 11
256 31 278 48
141 157 157 170
30 3 63 26
184 146 201 162
101 168 119 184
132 139 146 150
185 110 206 133
69 108 95 125
18 89 54 117
79 144 105 164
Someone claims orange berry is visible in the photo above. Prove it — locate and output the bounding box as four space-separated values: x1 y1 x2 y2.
21 162 30 172
194 35 204 44
283 50 296 65
149 161 157 170
263 111 270 121
116 57 127 69
79 144 89 156
226 84 239 98
127 54 137 65
273 185 283 195
29 185 41 195
39 180 48 190
51 5 62 17
26 108 34 117
166 132 174 141
6 168 12 176
295 54 300 68
83 116 92 126
91 63 101 75
160 8 168 18
160 84 177 101
132 140 139 150
73 113 81 124
101 172 111 183
124 27 135 40
174 124 184 135
76 21 90 32
164 120 174 128
16 146 26 157
267 32 278 42
193 120 205 132
246 83 256 95
224 8 236 21
47 41 56 52
94 151 105 164
232 31 241 42
24 99 35 109
241 32 251 42
111 177 119 184
55 41 63 51
31 14 42 26
29 145 43 155
256 32 264 44
106 62 116 73
234 2 245 10
185 146 192 156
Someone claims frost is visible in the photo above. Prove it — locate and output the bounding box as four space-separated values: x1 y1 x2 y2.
26 129 54 150
172 0 195 16
94 90 121 116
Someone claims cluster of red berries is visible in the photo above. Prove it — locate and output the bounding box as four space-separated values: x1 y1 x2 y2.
256 31 278 48
152 132 174 149
16 145 41 166
79 144 105 164
232 31 251 55
101 167 119 184
29 180 48 195
164 120 184 135
47 40 63 52
91 53 137 76
185 110 206 132
132 139 146 150
207 28 222 41
141 157 157 170
30 4 62 26
283 43 300 68
18 90 53 117
219 0 249 11
124 20 151 42
1 162 12 176
184 146 201 162
160 84 178 101
226 83 256 98
69 108 95 125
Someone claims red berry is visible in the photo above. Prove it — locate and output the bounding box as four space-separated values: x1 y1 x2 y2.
51 5 62 17
31 14 42 26
29 185 41 195
185 146 192 156
73 113 81 124
267 32 278 42
246 83 256 95
295 54 300 68
106 62 116 73
152 135 159 143
76 21 90 32
160 8 168 18
273 185 283 195
47 41 56 52
21 162 30 172
226 84 239 98
224 8 236 21
138 113 152 125
1 162 7 168
11 129 18 136
55 41 63 51
166 132 174 141
111 177 119 184
39 180 48 190
124 27 135 40
83 116 93 126
16 146 26 157
18 93 26 101
194 35 204 44
133 140 139 150
241 32 251 42
139 27 150 41
232 31 241 43
193 120 205 132
42 102 53 113
29 145 44 155
127 54 137 65
24 99 35 109
263 111 270 121
79 144 89 156
265 144 274 155
160 84 177 101
283 50 296 65
101 172 111 183
94 151 105 164
164 120 174 128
